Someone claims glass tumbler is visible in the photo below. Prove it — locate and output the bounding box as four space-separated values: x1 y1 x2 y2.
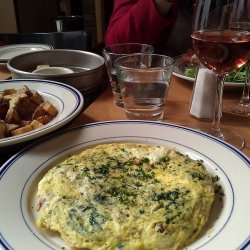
115 53 174 121
102 43 154 107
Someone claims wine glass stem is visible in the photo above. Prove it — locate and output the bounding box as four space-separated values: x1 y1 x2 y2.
212 74 226 139
239 62 250 106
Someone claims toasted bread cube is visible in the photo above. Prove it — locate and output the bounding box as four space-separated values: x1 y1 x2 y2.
0 120 6 139
20 120 32 127
3 89 17 96
5 123 20 136
18 85 33 97
9 94 37 120
30 91 43 105
30 119 43 129
0 98 9 119
32 103 46 119
2 93 19 100
5 108 21 124
43 101 58 117
36 115 53 125
11 124 34 136
8 93 27 109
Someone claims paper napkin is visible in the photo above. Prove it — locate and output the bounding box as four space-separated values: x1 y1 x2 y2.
189 66 217 120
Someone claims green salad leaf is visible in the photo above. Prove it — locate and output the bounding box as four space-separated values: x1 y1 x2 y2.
184 66 198 78
226 64 246 83
184 64 246 83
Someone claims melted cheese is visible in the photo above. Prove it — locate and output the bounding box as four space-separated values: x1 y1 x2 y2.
36 143 215 250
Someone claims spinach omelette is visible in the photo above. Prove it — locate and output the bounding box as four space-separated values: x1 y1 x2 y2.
36 143 215 250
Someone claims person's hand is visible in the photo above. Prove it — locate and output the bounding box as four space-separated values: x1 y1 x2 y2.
153 0 175 17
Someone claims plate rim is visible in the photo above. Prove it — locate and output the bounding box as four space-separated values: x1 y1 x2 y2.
0 79 84 147
0 120 249 250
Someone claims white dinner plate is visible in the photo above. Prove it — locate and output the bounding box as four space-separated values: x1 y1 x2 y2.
173 55 245 88
0 44 53 64
0 121 249 250
0 79 84 147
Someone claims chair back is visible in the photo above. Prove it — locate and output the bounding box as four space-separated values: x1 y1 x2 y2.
0 31 91 51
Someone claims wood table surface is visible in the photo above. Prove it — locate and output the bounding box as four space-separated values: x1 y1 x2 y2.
0 66 249 166
72 77 250 159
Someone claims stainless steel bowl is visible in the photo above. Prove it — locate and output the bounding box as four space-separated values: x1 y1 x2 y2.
7 49 105 93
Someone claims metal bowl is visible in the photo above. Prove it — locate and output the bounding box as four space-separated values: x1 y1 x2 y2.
7 49 105 93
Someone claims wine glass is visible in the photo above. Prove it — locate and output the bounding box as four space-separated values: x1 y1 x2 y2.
191 0 250 149
223 60 250 115
223 20 250 115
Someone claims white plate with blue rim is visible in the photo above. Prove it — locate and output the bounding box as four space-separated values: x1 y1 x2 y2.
0 120 249 250
0 79 83 147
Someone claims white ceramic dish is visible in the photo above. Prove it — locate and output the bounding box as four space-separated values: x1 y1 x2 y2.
0 79 83 147
0 121 249 250
0 44 53 64
173 55 245 88
32 66 74 75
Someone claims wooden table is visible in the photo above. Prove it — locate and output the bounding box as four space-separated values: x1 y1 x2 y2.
0 67 249 166
72 78 250 158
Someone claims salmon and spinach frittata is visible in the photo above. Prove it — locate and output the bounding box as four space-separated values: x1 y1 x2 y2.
36 143 215 250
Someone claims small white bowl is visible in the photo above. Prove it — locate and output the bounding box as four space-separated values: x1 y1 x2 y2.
32 66 74 75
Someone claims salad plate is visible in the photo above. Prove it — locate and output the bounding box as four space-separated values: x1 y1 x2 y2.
173 55 245 88
0 44 53 64
0 79 83 147
0 120 249 250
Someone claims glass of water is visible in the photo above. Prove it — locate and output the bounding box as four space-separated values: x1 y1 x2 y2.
114 54 174 121
102 43 154 107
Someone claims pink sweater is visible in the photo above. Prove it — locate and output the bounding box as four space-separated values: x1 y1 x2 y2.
105 0 181 53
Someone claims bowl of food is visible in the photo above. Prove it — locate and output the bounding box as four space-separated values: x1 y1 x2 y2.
7 49 106 93
0 79 83 147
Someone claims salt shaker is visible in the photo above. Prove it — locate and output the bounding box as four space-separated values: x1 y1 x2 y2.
189 65 217 120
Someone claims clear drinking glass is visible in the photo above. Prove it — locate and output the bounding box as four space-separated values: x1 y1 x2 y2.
114 54 174 121
191 0 250 149
102 43 154 107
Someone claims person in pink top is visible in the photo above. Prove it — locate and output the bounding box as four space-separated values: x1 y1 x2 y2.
105 0 194 57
